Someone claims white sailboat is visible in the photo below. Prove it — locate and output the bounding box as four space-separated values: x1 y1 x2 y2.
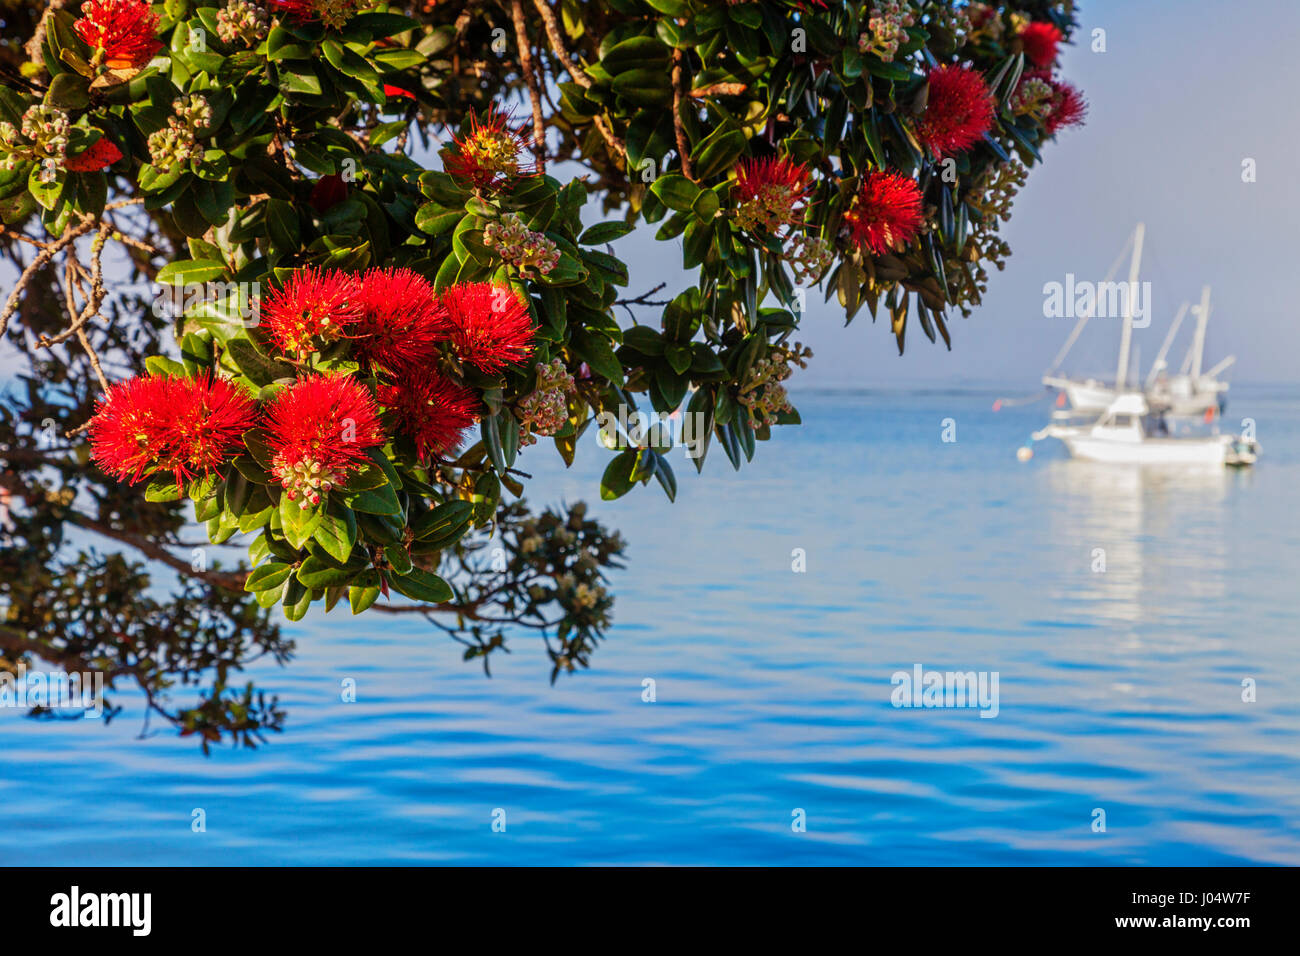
1041 225 1232 418
1144 286 1234 417
1031 225 1259 467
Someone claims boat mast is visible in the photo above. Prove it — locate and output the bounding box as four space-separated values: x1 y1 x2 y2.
1044 230 1134 376
1145 301 1189 388
1189 285 1211 381
1114 222 1145 391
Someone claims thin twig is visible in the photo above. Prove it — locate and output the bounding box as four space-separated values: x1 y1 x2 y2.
672 48 695 180
510 0 547 172
0 219 97 335
530 0 625 161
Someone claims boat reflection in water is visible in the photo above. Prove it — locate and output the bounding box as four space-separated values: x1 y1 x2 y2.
1042 459 1229 631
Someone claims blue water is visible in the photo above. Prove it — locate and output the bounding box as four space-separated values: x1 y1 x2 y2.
2 385 1298 865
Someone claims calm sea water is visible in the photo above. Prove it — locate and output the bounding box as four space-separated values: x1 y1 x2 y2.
2 385 1297 865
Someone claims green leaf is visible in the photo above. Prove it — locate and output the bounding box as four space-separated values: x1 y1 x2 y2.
411 499 473 541
350 11 420 40
345 481 401 516
312 504 357 563
322 38 379 83
665 343 692 375
156 258 229 286
226 338 295 387
242 428 275 470
621 325 664 356
283 578 312 621
601 35 670 74
232 454 271 484
611 68 672 107
691 128 748 181
383 544 413 576
245 561 293 592
297 555 361 588
569 328 624 385
653 453 677 501
349 582 381 614
280 494 323 549
144 355 187 377
578 220 634 245
600 449 638 501
47 72 89 110
650 173 702 212
144 476 182 502
388 567 452 604
27 164 65 211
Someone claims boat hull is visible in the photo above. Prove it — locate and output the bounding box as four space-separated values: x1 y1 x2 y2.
1060 434 1229 465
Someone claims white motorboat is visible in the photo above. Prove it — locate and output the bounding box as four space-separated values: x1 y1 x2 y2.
1034 392 1258 466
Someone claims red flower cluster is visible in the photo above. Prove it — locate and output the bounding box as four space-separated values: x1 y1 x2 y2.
380 374 480 461
733 156 813 233
844 170 924 256
89 373 256 487
263 374 386 507
271 0 364 29
271 0 317 21
1019 21 1063 68
914 65 995 158
352 268 444 375
65 137 122 173
736 156 812 202
436 282 536 374
261 267 362 359
1042 76 1088 135
73 0 162 71
263 266 537 375
443 106 535 192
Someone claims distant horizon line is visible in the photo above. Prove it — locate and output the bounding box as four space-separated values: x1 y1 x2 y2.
789 380 1300 395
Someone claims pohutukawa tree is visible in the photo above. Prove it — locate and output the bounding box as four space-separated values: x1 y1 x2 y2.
0 0 1083 748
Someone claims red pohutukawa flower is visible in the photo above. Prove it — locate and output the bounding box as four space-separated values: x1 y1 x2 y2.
270 0 315 20
89 373 257 487
443 106 535 192
1043 76 1088 134
843 170 924 256
733 156 813 233
352 267 444 375
914 65 995 158
270 0 363 30
436 282 536 374
261 267 362 359
65 137 123 173
1019 21 1063 67
263 374 386 508
380 374 481 461
73 0 162 71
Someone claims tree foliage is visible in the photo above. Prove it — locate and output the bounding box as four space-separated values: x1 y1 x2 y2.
0 0 1082 747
